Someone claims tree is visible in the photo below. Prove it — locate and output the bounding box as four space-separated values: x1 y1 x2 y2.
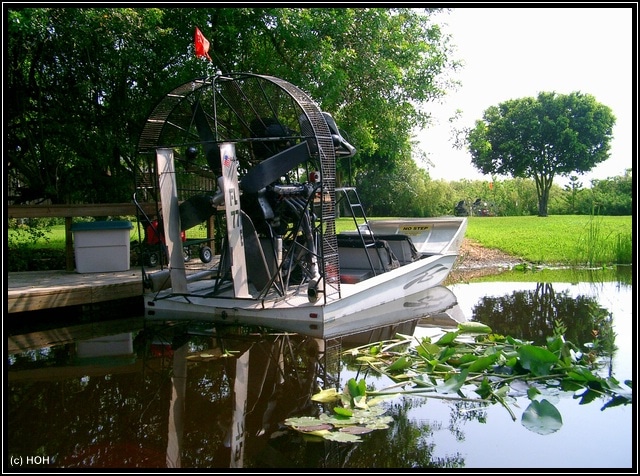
6 7 458 205
466 92 616 216
6 8 178 204
355 153 429 217
575 169 633 216
563 175 583 214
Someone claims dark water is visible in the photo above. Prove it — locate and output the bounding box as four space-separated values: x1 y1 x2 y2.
6 269 633 470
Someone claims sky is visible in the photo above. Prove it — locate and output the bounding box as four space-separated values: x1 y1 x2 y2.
417 7 634 187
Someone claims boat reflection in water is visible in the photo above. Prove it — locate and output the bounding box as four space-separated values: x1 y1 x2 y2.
154 285 460 468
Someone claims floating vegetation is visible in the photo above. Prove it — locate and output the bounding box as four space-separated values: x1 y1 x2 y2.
285 320 633 442
284 377 396 443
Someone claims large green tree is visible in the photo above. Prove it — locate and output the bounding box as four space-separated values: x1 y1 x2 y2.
6 8 180 204
466 91 615 216
6 7 458 204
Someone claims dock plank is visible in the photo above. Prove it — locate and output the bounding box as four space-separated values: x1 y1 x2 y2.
7 269 145 313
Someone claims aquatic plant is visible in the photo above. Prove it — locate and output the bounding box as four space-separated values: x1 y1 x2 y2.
285 320 632 441
283 377 396 443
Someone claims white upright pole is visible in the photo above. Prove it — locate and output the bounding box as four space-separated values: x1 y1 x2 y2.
157 148 188 294
219 143 249 297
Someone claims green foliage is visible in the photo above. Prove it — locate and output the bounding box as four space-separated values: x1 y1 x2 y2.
7 8 175 204
466 92 616 216
354 154 444 216
7 218 57 271
7 7 630 223
575 213 633 266
458 266 632 288
8 218 53 248
255 9 459 164
342 322 632 435
7 220 142 271
354 171 631 219
6 7 457 205
572 170 633 216
448 177 541 216
563 175 583 214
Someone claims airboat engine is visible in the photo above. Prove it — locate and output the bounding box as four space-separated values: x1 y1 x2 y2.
136 73 356 302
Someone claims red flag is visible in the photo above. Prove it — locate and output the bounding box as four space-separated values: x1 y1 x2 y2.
194 27 211 61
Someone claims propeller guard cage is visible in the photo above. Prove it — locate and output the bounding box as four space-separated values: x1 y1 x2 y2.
136 73 345 302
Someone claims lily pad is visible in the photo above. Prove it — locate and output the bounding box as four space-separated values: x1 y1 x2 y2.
284 416 325 428
518 345 559 376
340 426 374 435
324 432 362 443
311 388 341 403
366 420 391 430
437 369 469 394
294 423 333 432
352 407 386 418
521 399 563 435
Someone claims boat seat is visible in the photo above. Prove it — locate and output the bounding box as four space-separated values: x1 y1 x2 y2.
337 234 400 283
370 234 419 265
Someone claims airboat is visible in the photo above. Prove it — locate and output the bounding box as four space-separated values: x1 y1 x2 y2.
135 73 467 339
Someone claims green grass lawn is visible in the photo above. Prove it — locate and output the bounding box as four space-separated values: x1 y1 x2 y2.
462 215 631 265
9 220 211 250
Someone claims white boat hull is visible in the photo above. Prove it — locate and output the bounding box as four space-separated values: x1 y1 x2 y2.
367 217 467 256
144 252 459 339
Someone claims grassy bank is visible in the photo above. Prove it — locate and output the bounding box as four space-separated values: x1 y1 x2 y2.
8 214 633 271
462 215 632 266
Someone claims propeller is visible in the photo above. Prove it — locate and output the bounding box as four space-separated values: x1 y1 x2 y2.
179 193 220 231
240 141 311 194
192 100 221 175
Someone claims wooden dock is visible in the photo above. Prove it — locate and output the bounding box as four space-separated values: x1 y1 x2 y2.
8 201 217 313
7 268 145 313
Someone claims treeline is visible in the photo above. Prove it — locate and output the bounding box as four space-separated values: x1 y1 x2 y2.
354 166 632 217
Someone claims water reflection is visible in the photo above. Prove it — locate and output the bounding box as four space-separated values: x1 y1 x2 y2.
472 283 616 355
7 274 633 469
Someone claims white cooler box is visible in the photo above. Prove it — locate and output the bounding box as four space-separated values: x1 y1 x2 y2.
71 220 133 273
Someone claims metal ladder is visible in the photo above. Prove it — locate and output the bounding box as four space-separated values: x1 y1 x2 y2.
336 187 382 275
